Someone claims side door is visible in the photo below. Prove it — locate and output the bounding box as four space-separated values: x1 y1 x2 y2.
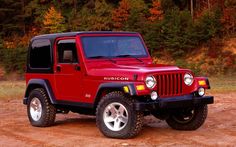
54 38 82 102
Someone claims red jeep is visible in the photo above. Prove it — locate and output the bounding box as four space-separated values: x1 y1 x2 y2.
23 32 214 138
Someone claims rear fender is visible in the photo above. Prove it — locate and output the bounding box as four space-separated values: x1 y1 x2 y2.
23 79 56 105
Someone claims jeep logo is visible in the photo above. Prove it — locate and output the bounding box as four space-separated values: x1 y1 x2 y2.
104 77 129 81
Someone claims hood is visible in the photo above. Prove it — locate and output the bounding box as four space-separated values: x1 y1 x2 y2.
102 64 180 73
86 62 191 81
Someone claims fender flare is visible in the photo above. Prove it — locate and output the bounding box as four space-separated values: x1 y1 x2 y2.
23 79 56 105
194 77 211 89
93 82 137 107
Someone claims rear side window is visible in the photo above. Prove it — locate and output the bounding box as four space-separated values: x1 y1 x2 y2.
30 39 51 68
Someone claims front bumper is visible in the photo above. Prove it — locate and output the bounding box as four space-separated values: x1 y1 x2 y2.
134 95 214 111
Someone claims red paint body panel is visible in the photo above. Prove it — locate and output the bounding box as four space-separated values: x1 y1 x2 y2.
25 32 210 104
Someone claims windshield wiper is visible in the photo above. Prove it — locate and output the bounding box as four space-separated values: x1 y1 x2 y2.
88 55 106 59
115 54 144 63
88 56 116 63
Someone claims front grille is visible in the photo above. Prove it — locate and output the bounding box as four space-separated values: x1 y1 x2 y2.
156 73 183 97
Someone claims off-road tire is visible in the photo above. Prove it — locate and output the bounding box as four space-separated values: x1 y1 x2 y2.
166 105 208 130
27 88 56 127
96 91 143 138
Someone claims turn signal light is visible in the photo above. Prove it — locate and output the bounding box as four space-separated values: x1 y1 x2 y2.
123 86 129 93
198 80 206 86
136 85 145 91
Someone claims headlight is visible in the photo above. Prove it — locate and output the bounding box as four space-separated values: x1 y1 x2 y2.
145 76 156 88
184 73 193 86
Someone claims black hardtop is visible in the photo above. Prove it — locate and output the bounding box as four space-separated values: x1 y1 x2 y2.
27 31 139 74
31 31 138 42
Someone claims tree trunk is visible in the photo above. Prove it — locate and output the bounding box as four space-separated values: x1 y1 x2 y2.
207 0 210 11
73 0 77 15
190 0 194 19
21 0 26 35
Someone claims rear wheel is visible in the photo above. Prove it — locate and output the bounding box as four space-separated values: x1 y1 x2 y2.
96 91 143 138
27 88 56 127
166 105 208 130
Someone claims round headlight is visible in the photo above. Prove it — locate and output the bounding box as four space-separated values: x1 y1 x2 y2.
145 76 156 89
184 73 193 86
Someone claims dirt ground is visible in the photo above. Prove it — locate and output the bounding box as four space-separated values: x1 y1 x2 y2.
0 92 236 147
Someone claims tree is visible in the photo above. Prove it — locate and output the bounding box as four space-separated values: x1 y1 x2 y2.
124 0 148 33
42 6 66 33
148 0 163 21
112 0 130 30
0 35 3 60
0 0 27 36
89 0 112 30
75 0 112 31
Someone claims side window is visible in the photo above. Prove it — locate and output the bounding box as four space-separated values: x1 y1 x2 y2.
30 39 51 68
57 39 78 63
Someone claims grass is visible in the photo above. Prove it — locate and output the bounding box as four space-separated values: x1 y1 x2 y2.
0 81 25 100
208 76 236 93
0 76 235 100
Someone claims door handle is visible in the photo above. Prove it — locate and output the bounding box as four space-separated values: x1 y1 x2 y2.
75 65 81 71
56 65 61 72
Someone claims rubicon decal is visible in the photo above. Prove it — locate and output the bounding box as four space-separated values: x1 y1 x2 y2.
104 77 129 81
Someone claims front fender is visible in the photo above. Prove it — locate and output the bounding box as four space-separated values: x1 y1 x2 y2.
194 77 211 91
96 82 137 97
93 82 139 107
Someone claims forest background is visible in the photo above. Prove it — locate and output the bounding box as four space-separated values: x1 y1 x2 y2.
0 0 235 79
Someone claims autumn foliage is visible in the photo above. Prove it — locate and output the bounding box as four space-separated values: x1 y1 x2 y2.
0 0 235 75
43 6 66 33
148 0 163 21
112 0 130 30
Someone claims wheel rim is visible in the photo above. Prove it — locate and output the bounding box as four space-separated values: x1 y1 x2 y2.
103 102 128 131
172 108 195 124
30 97 42 121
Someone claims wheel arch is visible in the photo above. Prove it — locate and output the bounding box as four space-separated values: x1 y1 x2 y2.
23 79 56 105
93 83 137 108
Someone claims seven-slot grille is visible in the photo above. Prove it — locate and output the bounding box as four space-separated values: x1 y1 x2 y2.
156 73 183 97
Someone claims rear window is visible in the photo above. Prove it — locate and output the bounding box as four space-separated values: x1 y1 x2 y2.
30 39 51 68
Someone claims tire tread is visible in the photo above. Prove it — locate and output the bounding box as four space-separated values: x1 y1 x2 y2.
96 91 143 138
28 88 56 127
166 105 208 130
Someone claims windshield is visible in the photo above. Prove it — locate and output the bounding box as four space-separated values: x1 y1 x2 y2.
81 36 148 59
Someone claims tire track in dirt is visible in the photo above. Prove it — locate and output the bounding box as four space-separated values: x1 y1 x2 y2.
0 129 54 147
0 93 236 146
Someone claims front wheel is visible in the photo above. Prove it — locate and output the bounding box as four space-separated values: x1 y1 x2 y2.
96 91 143 138
166 105 208 130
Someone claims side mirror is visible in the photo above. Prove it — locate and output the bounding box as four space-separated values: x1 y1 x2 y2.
75 64 81 71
